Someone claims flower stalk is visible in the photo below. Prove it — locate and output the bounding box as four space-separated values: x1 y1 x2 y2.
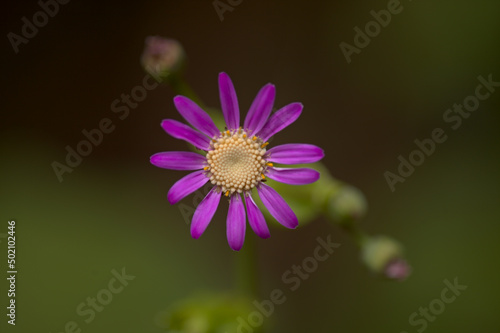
235 231 259 297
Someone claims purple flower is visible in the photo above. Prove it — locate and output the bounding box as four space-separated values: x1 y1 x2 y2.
151 72 324 251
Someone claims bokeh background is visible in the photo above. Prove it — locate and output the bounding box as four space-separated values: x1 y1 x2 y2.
2 0 500 332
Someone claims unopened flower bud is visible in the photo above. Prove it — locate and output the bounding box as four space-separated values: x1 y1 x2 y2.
384 258 411 281
327 185 367 223
141 36 184 81
361 235 410 280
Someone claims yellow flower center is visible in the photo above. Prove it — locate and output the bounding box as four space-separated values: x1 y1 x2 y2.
206 129 270 195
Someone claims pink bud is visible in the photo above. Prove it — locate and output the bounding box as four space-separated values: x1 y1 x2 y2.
141 36 184 80
385 258 411 281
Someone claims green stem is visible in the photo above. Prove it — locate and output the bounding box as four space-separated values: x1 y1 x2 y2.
236 235 264 332
166 73 205 108
339 222 369 248
236 234 258 298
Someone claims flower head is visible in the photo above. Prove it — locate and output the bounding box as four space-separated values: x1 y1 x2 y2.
150 72 324 250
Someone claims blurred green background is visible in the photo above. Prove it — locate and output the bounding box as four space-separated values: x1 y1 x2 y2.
1 0 499 332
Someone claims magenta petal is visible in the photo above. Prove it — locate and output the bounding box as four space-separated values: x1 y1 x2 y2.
244 194 270 239
191 187 221 239
266 167 320 185
161 119 211 150
267 144 324 164
173 96 219 137
167 170 209 205
150 151 206 170
244 83 275 134
256 102 302 141
218 72 240 130
257 184 298 229
227 194 246 251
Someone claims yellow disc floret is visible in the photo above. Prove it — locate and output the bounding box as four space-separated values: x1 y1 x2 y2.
206 129 268 195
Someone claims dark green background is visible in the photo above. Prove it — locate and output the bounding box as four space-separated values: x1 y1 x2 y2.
1 0 499 332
